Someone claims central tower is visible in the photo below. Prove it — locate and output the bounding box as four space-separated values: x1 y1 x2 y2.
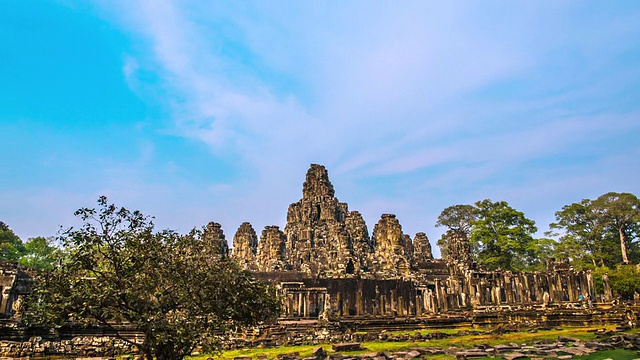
284 164 372 276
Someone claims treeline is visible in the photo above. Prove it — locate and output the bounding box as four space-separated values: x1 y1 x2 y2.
436 192 640 299
0 222 59 270
2 191 639 274
436 191 640 271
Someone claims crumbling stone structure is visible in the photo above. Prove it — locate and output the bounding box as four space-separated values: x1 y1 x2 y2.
257 226 287 272
202 221 229 256
229 164 595 320
0 164 592 323
0 261 31 319
231 222 258 270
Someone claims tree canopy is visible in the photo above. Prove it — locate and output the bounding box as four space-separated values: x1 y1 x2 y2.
24 197 279 360
550 192 640 268
592 192 640 264
470 199 543 271
0 221 26 261
437 200 548 271
436 204 478 236
18 236 60 270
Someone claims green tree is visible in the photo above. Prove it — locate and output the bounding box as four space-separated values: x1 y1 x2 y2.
592 265 640 300
436 204 478 236
18 236 60 270
549 199 604 267
550 193 640 267
592 192 640 264
470 199 539 271
0 221 26 261
24 197 279 360
435 204 478 259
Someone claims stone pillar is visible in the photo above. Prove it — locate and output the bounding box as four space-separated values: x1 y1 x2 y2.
298 292 303 317
322 293 331 319
390 290 397 315
603 273 612 302
436 279 447 312
586 271 596 300
303 291 309 318
356 286 363 316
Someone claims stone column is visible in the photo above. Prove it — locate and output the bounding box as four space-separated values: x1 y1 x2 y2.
303 291 309 318
603 273 612 302
586 271 596 300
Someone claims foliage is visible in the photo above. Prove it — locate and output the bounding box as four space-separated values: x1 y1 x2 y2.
436 200 547 271
470 199 540 271
18 236 60 270
436 204 478 236
592 192 640 264
436 205 478 260
24 196 279 360
592 265 640 300
550 192 640 268
0 221 26 261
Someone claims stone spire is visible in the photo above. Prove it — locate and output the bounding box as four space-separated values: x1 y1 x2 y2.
443 230 473 271
346 210 373 272
202 221 229 256
372 214 411 277
257 226 287 271
413 232 433 264
371 214 411 277
403 234 414 262
284 164 363 276
231 222 258 270
302 164 335 199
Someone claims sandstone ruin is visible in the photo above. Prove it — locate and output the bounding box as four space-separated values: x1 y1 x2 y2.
227 164 594 319
0 164 598 322
0 164 629 358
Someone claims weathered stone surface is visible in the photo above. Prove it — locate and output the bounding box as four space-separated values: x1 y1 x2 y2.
443 230 472 269
412 232 433 264
402 234 413 263
502 354 528 360
231 222 258 270
332 343 362 351
346 211 373 272
284 164 363 277
404 350 421 358
370 214 411 277
257 226 287 271
202 222 229 256
312 346 326 358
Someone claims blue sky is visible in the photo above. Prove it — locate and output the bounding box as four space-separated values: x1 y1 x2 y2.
1 1 639 256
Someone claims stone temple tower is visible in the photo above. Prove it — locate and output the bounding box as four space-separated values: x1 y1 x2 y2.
284 164 372 277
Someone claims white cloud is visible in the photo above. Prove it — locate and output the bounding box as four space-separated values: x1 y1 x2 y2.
85 0 640 251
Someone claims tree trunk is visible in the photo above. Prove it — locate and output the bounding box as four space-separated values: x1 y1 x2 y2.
619 226 630 264
154 341 183 360
144 349 154 360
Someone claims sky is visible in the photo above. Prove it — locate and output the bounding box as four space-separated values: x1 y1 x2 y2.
1 1 639 257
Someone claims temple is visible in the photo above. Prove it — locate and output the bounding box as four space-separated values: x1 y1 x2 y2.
222 164 595 320
0 164 595 323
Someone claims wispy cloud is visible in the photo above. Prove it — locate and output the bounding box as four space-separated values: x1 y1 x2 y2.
81 0 640 246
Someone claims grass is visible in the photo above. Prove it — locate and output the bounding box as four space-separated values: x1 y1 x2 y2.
189 325 620 360
575 349 640 359
463 349 640 360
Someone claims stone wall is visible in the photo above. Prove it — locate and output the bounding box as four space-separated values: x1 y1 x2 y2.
0 336 139 358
